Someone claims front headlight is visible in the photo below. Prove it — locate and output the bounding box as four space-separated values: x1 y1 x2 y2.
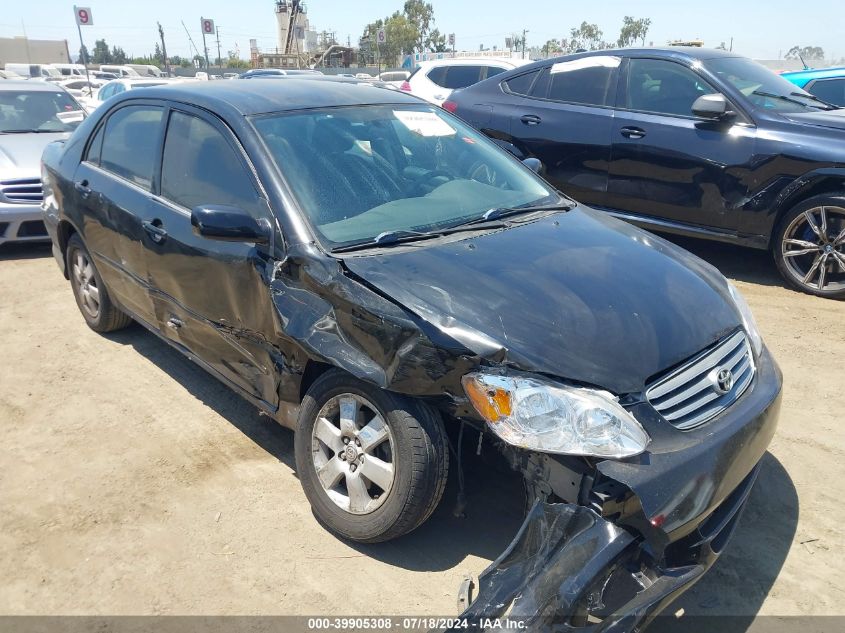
727 281 763 356
461 373 650 458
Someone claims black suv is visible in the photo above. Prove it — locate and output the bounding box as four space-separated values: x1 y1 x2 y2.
448 47 845 298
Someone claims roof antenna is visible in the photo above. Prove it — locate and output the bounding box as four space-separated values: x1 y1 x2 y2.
798 53 809 70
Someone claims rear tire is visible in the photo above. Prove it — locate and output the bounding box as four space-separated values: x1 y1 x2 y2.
294 369 449 543
66 233 133 332
773 194 845 299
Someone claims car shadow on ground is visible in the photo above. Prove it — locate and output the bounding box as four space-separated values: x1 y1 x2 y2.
105 323 526 572
661 234 785 289
0 242 52 261
652 452 798 633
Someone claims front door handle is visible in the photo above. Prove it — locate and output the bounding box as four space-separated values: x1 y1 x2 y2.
520 114 542 126
620 126 646 139
74 179 91 198
142 219 167 244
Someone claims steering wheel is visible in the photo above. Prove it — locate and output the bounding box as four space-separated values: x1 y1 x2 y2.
409 169 454 195
467 160 498 187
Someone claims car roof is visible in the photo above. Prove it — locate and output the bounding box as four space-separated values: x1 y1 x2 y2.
0 80 69 92
113 77 422 115
417 57 527 69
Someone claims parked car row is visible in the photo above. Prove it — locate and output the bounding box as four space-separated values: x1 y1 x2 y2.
37 76 782 629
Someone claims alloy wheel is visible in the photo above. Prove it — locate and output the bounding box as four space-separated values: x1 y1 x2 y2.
310 393 396 515
781 205 845 293
71 249 101 318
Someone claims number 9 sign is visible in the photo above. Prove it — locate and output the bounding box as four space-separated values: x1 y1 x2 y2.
74 6 93 26
201 18 215 35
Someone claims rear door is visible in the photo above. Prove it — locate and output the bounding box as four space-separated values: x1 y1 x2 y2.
72 103 165 323
606 57 756 230
143 105 281 406
492 55 620 207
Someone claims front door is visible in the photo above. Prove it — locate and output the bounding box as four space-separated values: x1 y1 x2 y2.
606 57 756 230
142 106 282 406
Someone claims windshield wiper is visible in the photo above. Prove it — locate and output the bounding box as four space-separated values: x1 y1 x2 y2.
331 229 441 253
751 90 835 110
790 91 839 109
457 201 577 227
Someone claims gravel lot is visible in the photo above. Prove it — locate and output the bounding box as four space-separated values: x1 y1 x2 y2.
1 237 843 623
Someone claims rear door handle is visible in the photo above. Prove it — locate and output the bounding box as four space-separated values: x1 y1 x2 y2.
520 114 542 126
142 219 167 244
74 179 91 198
620 126 646 139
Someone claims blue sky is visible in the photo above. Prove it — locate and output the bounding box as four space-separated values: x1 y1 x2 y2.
1 0 842 61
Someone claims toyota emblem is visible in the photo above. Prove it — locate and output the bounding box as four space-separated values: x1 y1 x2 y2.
714 368 734 394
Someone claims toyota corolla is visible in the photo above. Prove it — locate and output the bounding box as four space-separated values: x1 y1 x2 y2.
41 79 782 629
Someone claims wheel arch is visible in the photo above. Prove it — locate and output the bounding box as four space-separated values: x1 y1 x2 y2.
56 218 81 279
769 169 845 248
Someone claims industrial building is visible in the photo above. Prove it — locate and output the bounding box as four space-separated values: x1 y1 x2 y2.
0 37 71 65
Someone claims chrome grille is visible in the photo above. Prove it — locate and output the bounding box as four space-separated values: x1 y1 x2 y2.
645 330 754 430
0 178 43 204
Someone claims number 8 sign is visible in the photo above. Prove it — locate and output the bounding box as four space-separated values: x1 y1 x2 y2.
74 6 93 26
201 18 215 35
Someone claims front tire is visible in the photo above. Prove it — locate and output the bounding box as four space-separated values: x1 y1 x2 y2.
66 233 133 332
773 194 845 299
294 369 449 543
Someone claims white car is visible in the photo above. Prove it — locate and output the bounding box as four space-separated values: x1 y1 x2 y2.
377 70 410 88
0 81 84 246
58 78 105 112
94 78 171 107
402 58 533 106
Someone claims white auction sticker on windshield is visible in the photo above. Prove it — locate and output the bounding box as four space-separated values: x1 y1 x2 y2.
393 110 456 137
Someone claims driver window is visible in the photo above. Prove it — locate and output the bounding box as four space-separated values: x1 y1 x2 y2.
625 58 713 117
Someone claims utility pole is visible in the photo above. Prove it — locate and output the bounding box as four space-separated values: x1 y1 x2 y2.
216 27 222 68
522 29 528 59
158 22 171 76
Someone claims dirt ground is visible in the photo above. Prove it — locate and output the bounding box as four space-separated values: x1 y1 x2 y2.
0 236 843 624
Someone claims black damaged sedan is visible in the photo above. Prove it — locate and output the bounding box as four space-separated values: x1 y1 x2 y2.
41 79 781 628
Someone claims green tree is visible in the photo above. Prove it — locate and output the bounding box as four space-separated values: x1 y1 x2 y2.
542 38 562 57
76 44 90 65
563 22 606 53
617 16 651 48
785 45 825 61
403 0 434 52
111 46 128 64
91 39 112 64
426 28 447 53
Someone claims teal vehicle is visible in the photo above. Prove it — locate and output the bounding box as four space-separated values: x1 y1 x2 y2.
782 66 845 106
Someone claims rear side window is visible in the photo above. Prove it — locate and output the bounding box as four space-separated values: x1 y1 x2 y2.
426 66 448 87
442 65 484 89
100 105 163 189
504 69 541 95
85 124 105 164
547 56 621 106
160 111 263 217
807 78 845 107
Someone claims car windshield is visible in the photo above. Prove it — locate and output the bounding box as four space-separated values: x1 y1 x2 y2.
705 57 835 112
252 104 555 249
0 90 84 133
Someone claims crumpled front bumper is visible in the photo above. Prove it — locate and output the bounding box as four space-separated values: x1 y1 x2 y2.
459 349 781 631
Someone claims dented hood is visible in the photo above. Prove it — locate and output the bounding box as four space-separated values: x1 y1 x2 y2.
342 207 741 394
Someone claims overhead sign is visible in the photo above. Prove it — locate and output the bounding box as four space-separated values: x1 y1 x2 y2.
74 6 93 26
377 28 386 45
448 33 455 46
201 18 215 35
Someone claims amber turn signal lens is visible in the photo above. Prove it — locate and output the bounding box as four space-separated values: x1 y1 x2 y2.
462 375 513 423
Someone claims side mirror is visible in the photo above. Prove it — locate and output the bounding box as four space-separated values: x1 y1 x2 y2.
692 93 734 120
190 204 270 244
522 157 544 174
